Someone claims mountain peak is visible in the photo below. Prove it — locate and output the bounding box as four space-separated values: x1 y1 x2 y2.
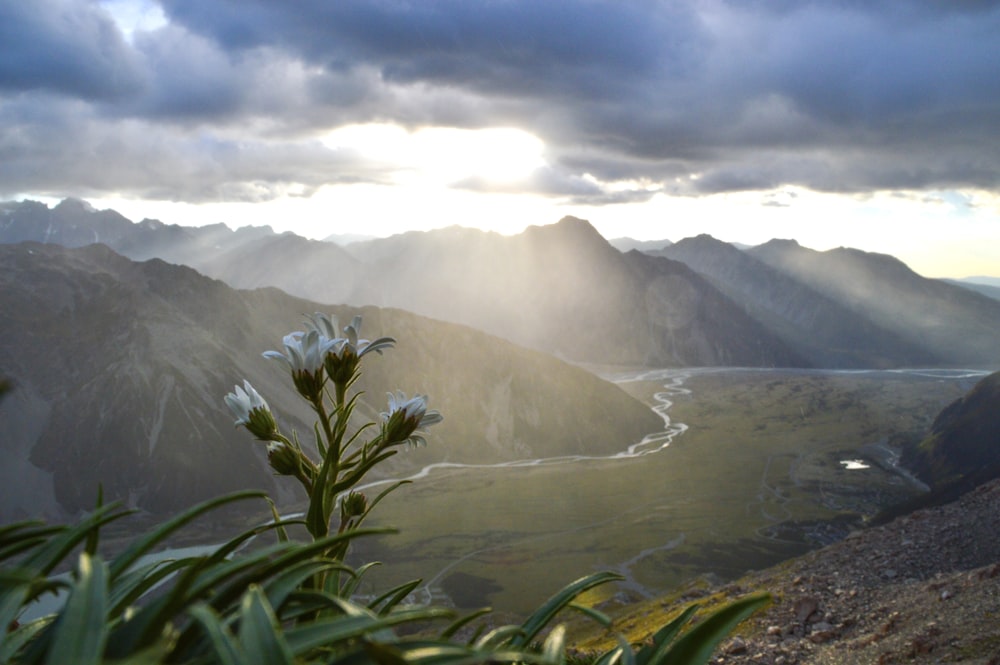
54 197 95 213
756 238 800 250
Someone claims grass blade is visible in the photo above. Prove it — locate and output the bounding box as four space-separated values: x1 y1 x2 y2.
512 571 622 648
648 594 770 665
109 490 265 580
45 553 108 665
237 586 294 665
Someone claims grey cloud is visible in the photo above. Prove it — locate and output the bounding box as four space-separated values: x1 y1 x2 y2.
0 0 144 100
0 96 394 202
2 0 1000 203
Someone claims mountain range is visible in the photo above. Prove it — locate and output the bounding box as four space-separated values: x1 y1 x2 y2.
0 241 660 520
4 198 999 369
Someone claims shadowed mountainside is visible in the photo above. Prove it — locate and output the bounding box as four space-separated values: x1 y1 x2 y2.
5 198 998 368
0 242 661 520
348 217 806 367
1 200 803 367
749 239 1000 366
661 234 940 367
904 370 1000 492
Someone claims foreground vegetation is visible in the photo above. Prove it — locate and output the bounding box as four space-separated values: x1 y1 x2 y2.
0 315 766 664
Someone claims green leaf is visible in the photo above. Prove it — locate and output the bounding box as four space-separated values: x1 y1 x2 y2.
568 601 613 630
338 561 381 598
109 490 265 580
542 624 566 663
368 578 423 616
262 559 348 613
107 557 200 618
237 587 294 665
633 604 699 665
45 553 108 665
0 617 52 664
188 603 242 665
647 594 770 665
438 607 492 641
512 571 622 648
283 607 453 657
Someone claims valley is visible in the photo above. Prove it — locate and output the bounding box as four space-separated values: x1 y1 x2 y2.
342 367 985 617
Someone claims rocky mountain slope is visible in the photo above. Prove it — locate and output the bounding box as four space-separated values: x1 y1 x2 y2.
678 478 1000 664
749 239 1000 366
0 242 661 521
5 198 997 369
903 370 1000 493
661 235 937 367
0 199 804 367
348 217 805 367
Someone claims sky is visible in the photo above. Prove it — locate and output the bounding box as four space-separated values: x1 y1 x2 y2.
2 1 1000 278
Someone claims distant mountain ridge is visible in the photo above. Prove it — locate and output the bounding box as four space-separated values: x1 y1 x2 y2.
4 198 999 368
748 239 1000 366
660 235 941 367
1 200 802 368
0 241 661 520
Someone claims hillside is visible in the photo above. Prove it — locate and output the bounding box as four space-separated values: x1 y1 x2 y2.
350 217 806 367
661 235 937 367
0 242 661 520
575 478 1000 664
0 200 805 367
903 370 1000 492
749 239 1000 366
5 198 997 369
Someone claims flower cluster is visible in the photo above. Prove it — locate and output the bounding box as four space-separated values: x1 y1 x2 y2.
224 313 441 542
262 313 396 403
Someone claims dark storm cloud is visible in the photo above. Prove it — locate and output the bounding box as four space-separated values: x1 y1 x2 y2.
2 0 1000 202
0 0 144 100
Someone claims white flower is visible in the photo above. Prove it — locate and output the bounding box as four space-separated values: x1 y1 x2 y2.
381 391 443 446
224 380 269 425
263 329 337 399
224 380 278 440
305 313 395 388
263 329 333 374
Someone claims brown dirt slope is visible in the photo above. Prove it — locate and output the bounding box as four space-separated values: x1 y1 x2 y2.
582 478 1000 664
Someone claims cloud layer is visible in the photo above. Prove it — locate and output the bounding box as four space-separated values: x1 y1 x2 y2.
2 0 999 204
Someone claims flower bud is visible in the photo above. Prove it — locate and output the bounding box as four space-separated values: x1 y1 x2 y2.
266 441 301 476
341 491 368 521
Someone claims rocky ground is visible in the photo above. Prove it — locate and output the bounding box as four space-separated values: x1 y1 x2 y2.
707 478 1000 664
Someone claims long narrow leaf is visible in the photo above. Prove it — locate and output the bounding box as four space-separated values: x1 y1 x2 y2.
633 604 700 665
109 490 266 580
262 559 349 613
45 553 108 665
649 594 770 665
107 557 201 618
0 616 52 664
23 504 129 576
512 571 622 648
368 578 423 616
542 624 566 663
237 586 294 665
188 604 242 665
338 560 380 598
568 602 613 629
283 607 453 656
439 607 493 641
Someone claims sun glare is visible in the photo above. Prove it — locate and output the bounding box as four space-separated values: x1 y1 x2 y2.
322 124 545 185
